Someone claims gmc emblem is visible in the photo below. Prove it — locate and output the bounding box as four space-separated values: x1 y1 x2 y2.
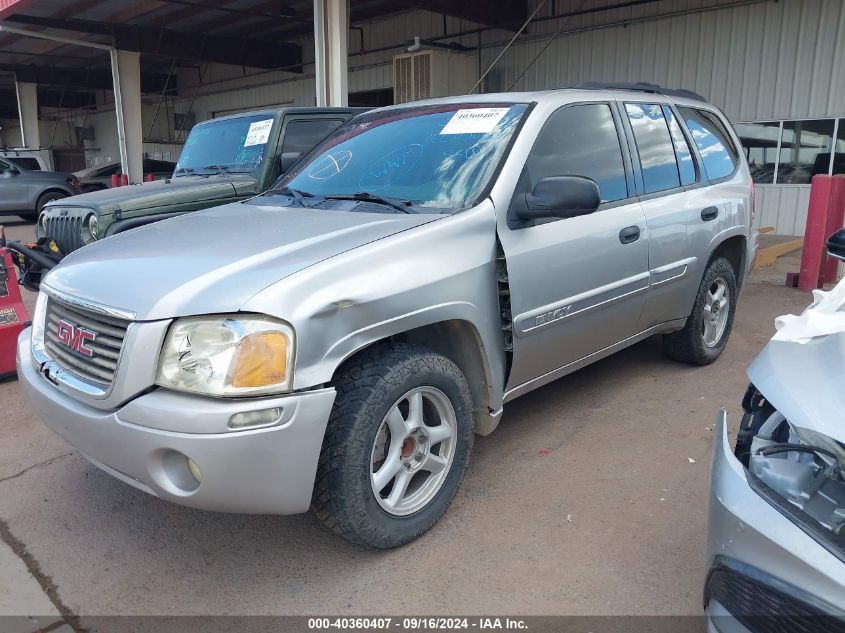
56 319 96 357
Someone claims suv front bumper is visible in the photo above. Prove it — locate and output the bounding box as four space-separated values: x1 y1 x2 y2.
705 411 845 631
17 329 336 515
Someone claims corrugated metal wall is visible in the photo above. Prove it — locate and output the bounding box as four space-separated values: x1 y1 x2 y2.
480 0 845 122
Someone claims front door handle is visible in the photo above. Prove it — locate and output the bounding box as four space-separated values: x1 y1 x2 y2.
619 225 640 244
701 206 719 221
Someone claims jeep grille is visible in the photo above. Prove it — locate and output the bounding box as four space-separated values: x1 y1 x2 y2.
43 213 86 254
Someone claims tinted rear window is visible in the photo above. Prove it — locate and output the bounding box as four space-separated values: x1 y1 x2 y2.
6 157 40 170
625 103 680 194
679 107 739 181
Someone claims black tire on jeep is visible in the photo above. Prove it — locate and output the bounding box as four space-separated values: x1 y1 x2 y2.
662 256 738 365
311 343 474 548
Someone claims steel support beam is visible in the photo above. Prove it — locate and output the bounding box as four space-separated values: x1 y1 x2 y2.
396 0 526 29
0 64 172 93
313 0 348 106
14 79 38 148
110 49 143 183
6 14 303 71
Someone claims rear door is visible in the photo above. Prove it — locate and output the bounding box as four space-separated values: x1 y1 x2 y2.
498 101 650 391
621 101 708 328
0 159 29 213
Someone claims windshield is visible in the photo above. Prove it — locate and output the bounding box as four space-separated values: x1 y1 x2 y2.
175 114 276 175
274 103 528 212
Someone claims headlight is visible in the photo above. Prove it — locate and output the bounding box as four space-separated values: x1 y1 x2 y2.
85 213 98 241
156 315 294 397
36 213 47 238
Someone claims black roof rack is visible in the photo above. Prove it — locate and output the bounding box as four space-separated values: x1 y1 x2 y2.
566 81 708 102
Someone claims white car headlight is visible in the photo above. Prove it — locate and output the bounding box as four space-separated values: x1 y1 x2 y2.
156 315 294 397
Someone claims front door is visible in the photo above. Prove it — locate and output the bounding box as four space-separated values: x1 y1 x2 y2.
0 159 29 213
499 102 650 392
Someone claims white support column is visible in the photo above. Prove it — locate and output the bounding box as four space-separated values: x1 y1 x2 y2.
313 0 348 106
14 81 39 149
109 49 144 183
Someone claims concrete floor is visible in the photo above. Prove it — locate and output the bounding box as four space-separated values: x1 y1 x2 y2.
0 215 814 622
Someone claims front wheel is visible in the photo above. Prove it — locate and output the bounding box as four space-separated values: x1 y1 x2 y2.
662 256 738 365
312 343 474 548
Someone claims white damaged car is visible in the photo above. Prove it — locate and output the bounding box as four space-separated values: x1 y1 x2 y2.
706 230 845 632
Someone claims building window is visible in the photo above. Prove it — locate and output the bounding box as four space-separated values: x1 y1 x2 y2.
776 119 835 184
735 121 780 184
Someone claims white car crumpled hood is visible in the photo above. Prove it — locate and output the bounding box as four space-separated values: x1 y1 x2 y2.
748 278 845 443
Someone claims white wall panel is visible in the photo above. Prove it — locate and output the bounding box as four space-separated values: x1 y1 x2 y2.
480 0 845 121
754 185 813 236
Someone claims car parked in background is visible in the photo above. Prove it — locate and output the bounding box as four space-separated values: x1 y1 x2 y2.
0 148 51 171
706 229 845 632
34 107 363 263
0 157 80 220
75 159 177 192
19 85 756 548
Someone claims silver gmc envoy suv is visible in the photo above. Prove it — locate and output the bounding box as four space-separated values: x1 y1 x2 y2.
18 85 757 548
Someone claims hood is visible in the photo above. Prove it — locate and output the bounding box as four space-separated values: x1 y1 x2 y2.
44 202 440 321
748 281 845 443
45 172 258 214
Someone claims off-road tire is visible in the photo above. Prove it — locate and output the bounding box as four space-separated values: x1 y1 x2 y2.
36 191 67 212
662 256 738 365
311 343 474 548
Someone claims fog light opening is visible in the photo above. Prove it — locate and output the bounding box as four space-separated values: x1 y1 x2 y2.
228 407 282 430
160 450 201 493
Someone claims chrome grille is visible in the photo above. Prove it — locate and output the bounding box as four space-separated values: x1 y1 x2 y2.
43 213 85 254
44 298 130 387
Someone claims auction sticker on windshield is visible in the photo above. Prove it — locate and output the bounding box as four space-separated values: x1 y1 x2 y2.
244 119 274 147
440 108 509 135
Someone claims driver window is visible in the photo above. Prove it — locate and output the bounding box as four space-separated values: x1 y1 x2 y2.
522 103 628 203
0 159 13 174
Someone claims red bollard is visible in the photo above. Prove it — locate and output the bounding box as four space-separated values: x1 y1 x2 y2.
121 174 129 187
111 173 120 188
795 175 845 291
822 175 845 285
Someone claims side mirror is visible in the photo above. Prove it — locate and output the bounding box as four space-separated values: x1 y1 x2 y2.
510 176 601 226
827 228 845 262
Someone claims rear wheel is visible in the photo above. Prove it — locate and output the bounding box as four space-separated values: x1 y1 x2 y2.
36 191 67 213
312 343 473 548
662 257 737 365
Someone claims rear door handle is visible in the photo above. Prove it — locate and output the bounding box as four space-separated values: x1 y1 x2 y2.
701 206 719 221
619 225 640 244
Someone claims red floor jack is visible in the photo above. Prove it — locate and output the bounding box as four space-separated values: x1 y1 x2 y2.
0 227 31 378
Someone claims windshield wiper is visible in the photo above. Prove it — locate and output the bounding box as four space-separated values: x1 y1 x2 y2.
264 186 316 206
322 192 414 214
200 164 230 175
173 167 195 177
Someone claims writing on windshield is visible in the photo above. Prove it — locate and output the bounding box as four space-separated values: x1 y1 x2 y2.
176 115 275 174
277 103 528 212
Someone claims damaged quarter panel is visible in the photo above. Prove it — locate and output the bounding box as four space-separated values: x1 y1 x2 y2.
241 200 505 409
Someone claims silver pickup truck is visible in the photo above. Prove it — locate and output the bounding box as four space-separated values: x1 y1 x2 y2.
17 85 757 548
